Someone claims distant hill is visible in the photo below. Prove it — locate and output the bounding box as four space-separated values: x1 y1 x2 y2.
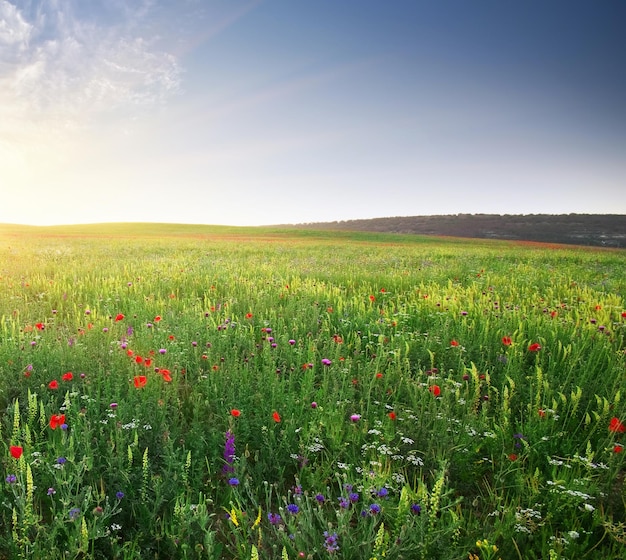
283 214 626 248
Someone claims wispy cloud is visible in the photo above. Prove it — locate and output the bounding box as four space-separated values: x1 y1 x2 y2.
1 0 181 134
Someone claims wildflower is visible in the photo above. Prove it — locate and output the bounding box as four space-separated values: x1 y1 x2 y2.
48 380 59 390
350 414 361 422
56 457 67 465
154 316 161 322
369 503 381 514
10 446 23 459
377 487 389 498
115 314 125 322
450 340 459 347
349 492 359 503
508 454 518 461
47 487 56 495
311 401 318 409
35 322 45 330
388 411 397 420
614 444 624 453
538 409 546 418
69 508 81 520
160 369 172 382
315 493 326 503
609 417 625 433
321 358 332 366
6 474 17 483
528 343 541 352
228 477 239 487
267 512 282 525
288 339 295 345
429 385 441 397
410 503 422 515
62 372 73 381
230 409 241 417
110 402 118 409
49 414 66 430
272 411 281 423
338 497 349 509
376 372 383 379
323 531 339 553
502 336 512 346
287 503 299 514
116 491 125 499
223 430 236 473
159 348 166 355
133 375 147 388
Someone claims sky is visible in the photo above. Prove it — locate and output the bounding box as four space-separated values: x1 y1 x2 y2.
1 0 625 226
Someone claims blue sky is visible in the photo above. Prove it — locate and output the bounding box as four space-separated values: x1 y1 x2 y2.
1 0 625 226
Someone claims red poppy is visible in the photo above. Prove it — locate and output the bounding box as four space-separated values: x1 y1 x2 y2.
154 316 161 322
332 334 343 343
35 322 45 330
508 453 518 461
622 312 626 318
429 385 441 397
502 336 512 346
133 375 147 389
135 356 143 364
62 372 73 382
538 409 546 418
245 313 253 319
126 349 134 356
144 358 152 367
528 343 542 352
49 414 66 430
115 314 125 322
614 444 624 453
369 295 376 302
230 409 241 417
450 340 459 347
376 372 383 379
48 380 59 390
10 445 23 459
609 417 625 433
160 369 172 382
388 411 397 421
272 411 281 423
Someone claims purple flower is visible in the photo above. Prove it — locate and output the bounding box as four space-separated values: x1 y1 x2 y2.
228 478 239 487
369 503 381 514
223 430 236 474
321 358 332 366
323 531 339 553
268 512 282 525
5 474 17 484
286 503 299 514
47 487 56 495
116 491 124 500
127 326 134 336
311 401 318 409
60 423 68 431
288 339 296 345
411 503 422 515
69 508 81 520
159 349 166 354
110 403 118 409
349 492 359 503
56 457 67 465
315 493 325 503
377 487 388 498
338 497 349 509
350 414 361 422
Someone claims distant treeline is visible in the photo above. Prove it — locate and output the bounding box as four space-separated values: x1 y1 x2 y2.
286 214 626 248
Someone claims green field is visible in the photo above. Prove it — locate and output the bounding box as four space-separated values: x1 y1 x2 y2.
1 224 625 559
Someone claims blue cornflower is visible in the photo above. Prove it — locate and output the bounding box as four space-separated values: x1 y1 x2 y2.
338 497 349 509
5 474 17 484
369 503 381 514
377 487 389 498
267 512 282 525
69 508 81 520
56 457 67 464
286 503 299 515
228 477 239 487
116 491 124 500
411 503 422 515
323 531 339 553
349 492 359 503
315 493 326 504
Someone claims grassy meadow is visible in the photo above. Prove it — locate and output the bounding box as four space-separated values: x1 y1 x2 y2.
0 223 625 559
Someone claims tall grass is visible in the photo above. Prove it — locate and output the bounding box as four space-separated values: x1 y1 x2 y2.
0 225 624 559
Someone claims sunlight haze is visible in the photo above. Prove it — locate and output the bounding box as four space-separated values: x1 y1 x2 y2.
1 0 625 226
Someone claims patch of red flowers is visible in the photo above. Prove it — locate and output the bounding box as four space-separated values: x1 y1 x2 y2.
609 417 625 433
49 414 66 430
10 445 23 459
133 375 147 389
